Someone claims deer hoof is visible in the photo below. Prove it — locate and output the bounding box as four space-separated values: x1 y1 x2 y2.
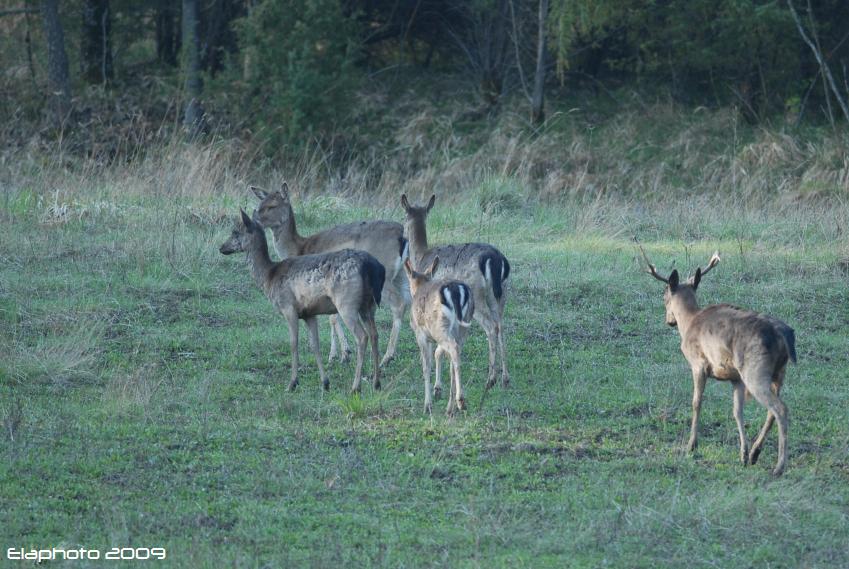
287 381 298 392
771 465 785 477
749 447 762 465
379 354 395 368
322 380 330 392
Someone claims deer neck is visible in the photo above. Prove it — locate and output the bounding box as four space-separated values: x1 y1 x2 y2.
269 208 305 259
405 217 430 268
671 294 700 338
246 230 276 291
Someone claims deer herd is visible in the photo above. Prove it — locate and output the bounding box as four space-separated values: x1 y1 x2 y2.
219 183 798 477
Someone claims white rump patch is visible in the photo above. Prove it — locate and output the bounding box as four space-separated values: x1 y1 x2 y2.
441 288 460 332
442 287 454 312
459 285 470 320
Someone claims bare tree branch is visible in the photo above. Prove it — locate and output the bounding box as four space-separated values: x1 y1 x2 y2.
787 0 849 122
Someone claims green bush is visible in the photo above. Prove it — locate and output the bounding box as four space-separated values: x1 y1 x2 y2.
235 0 363 147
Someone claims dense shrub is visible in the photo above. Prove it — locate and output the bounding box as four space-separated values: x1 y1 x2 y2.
235 0 363 147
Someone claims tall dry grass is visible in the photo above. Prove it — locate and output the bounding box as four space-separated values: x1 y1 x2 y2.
2 98 848 224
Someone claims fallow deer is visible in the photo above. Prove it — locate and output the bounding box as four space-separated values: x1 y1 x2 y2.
220 209 384 393
639 244 797 476
400 194 511 389
404 257 475 414
251 183 410 367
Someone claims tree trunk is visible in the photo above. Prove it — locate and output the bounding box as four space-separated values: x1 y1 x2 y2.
182 0 204 136
41 0 71 126
81 0 112 84
156 0 179 66
531 0 548 125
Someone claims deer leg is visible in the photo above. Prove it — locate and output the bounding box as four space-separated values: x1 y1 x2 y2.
328 315 351 363
475 309 498 389
732 380 748 465
749 411 775 465
337 309 366 394
495 318 509 388
362 307 381 390
750 370 784 464
380 288 406 367
328 316 339 362
285 314 300 392
687 367 707 452
433 345 445 400
447 341 465 413
416 331 434 414
747 378 789 476
305 317 329 391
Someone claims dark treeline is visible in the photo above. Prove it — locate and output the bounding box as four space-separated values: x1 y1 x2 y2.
2 0 848 154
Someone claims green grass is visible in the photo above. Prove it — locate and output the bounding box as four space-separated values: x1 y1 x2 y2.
1 182 848 568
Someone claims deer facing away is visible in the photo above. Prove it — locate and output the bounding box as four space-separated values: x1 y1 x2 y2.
404 257 475 414
252 183 410 367
220 209 384 393
640 246 797 476
401 194 511 389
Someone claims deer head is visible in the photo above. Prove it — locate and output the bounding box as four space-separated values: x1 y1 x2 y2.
400 194 435 221
219 209 262 255
403 256 439 296
637 239 720 327
252 182 293 229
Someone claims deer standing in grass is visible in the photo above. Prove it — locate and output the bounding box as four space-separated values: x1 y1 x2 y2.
640 245 797 476
404 257 474 414
252 184 410 367
401 194 511 389
219 209 384 393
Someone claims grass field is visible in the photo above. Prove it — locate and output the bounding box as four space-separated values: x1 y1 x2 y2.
2 151 849 567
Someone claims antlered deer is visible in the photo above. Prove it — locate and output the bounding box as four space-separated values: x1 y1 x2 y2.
639 244 797 476
220 209 384 393
252 183 409 366
404 257 475 414
401 194 511 389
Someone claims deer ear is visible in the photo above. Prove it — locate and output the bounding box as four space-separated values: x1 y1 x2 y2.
250 186 269 200
400 194 410 211
668 269 679 289
280 182 290 198
240 208 253 230
425 256 439 277
426 194 436 212
692 267 702 290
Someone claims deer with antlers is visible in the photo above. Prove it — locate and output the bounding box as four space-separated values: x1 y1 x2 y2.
639 243 797 476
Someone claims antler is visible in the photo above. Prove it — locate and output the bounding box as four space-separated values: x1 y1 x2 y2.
699 251 721 277
634 237 669 284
